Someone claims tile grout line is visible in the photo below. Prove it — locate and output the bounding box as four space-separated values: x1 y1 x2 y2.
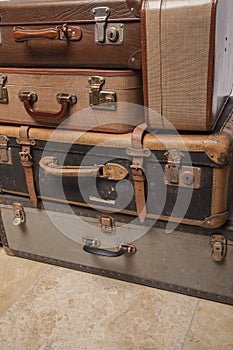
0 264 53 321
181 298 200 350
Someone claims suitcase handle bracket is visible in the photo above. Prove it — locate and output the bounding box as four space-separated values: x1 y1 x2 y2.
18 91 77 123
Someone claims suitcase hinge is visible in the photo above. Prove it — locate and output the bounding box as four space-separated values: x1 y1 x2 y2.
12 203 26 226
0 75 8 104
164 149 201 189
210 235 227 262
89 76 116 110
99 215 116 234
0 135 12 165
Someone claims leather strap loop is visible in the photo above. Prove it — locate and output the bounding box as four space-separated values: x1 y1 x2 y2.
128 122 148 222
18 126 37 207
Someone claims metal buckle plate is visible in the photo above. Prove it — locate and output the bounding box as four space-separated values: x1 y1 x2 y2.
12 203 26 226
89 76 116 110
99 215 115 234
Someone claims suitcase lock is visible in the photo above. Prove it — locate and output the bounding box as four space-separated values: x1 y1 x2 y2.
210 235 227 262
92 7 124 44
89 76 116 110
12 203 26 226
164 149 201 189
0 75 8 104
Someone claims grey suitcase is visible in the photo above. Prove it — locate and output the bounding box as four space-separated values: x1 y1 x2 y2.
0 195 233 305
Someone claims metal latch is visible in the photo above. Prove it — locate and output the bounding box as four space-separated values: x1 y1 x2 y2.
13 203 26 226
100 163 128 180
0 135 12 165
92 7 110 43
0 75 8 104
89 76 116 110
210 235 227 262
164 149 201 189
99 215 115 234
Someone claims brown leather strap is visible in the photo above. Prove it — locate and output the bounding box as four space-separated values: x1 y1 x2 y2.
127 122 148 222
17 126 37 207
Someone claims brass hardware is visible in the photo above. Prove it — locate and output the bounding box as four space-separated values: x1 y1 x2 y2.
101 163 128 180
119 243 137 254
89 76 116 110
99 215 115 233
0 75 8 104
3 247 15 256
0 135 12 165
164 149 184 184
82 237 100 247
210 235 227 262
56 93 77 105
92 6 110 43
18 91 37 102
165 165 202 189
12 203 26 226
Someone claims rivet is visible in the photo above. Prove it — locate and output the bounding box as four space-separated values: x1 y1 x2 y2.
130 7 134 12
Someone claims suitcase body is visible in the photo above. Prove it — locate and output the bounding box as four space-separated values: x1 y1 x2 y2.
0 0 141 69
0 68 143 133
0 194 233 305
142 0 233 131
0 98 233 229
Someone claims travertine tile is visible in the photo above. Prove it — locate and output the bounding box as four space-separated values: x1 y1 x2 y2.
0 249 48 316
184 299 233 350
0 267 197 350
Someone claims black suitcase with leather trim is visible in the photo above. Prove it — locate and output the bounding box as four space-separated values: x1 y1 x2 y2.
0 98 233 230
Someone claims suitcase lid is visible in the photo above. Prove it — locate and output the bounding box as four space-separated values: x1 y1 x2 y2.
0 0 141 25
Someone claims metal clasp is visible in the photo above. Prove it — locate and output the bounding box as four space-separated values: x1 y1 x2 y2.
99 162 128 180
13 203 26 226
210 235 227 262
0 75 8 104
89 76 116 110
99 215 115 234
0 135 12 165
92 7 110 43
164 149 201 189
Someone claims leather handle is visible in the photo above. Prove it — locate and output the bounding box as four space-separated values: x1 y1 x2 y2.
39 156 129 180
83 240 137 257
39 156 101 177
12 25 82 41
18 91 77 123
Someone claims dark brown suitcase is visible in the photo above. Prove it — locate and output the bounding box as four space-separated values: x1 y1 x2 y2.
0 97 232 230
0 0 142 69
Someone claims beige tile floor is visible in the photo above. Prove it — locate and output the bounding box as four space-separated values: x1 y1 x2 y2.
0 246 233 350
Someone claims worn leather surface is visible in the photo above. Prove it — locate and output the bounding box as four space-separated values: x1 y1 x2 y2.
0 0 141 69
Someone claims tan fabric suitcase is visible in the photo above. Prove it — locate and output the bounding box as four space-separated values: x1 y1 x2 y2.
0 68 143 133
142 0 233 131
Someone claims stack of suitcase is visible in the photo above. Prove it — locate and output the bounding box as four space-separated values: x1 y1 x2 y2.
0 0 233 304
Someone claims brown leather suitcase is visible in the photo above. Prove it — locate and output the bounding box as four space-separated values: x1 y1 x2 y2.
0 0 142 69
141 0 233 131
0 97 232 230
0 68 143 133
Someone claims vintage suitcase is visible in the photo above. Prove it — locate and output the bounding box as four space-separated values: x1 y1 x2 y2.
0 68 143 133
141 0 233 131
0 98 233 229
0 194 233 305
0 0 142 69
